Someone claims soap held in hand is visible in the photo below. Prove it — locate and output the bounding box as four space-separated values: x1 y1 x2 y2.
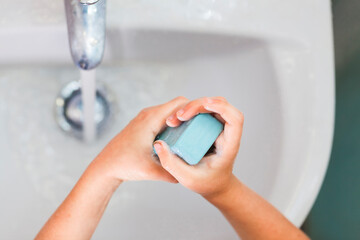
154 113 224 165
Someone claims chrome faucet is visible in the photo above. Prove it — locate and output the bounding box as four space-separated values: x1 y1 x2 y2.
64 0 106 70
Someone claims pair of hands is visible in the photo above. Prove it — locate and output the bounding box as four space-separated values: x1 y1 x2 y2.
96 96 244 197
37 96 309 240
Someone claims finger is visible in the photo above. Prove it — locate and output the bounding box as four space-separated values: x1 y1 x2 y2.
204 98 244 147
174 96 244 150
151 96 190 132
158 96 189 112
166 104 188 127
165 98 223 127
212 113 226 125
153 140 195 183
214 132 226 154
166 112 224 127
175 97 213 121
150 163 179 183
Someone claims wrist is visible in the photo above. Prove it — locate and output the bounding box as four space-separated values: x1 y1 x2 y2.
202 174 242 205
90 156 123 188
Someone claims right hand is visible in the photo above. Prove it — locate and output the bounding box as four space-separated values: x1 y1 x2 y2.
154 97 244 197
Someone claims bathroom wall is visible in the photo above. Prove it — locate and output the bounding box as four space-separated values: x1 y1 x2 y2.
302 0 360 239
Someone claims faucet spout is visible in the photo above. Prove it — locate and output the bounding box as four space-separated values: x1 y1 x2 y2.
64 0 106 70
79 0 100 4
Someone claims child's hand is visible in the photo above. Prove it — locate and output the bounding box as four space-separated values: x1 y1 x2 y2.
95 96 189 183
37 96 308 240
154 97 244 197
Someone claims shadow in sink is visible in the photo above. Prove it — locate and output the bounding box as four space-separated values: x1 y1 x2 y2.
106 28 271 62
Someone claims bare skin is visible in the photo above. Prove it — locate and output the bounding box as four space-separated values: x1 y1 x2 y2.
156 97 309 240
35 96 309 240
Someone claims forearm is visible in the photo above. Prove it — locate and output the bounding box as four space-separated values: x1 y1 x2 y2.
204 175 309 240
35 157 121 240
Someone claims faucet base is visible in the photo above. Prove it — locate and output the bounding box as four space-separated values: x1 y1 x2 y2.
54 80 114 140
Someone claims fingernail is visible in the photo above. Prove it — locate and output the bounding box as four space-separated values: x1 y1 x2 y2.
177 109 184 116
154 143 162 153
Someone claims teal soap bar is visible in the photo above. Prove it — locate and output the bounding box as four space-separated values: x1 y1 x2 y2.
154 113 224 165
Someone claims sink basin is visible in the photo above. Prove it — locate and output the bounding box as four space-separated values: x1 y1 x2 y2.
0 1 334 239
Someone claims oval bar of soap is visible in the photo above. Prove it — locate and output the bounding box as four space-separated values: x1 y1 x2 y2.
154 113 224 165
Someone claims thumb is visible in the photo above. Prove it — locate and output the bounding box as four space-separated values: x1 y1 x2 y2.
153 140 193 182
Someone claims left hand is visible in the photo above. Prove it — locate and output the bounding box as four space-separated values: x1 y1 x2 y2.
94 96 190 183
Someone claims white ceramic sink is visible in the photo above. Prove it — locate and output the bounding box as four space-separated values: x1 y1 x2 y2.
0 1 334 239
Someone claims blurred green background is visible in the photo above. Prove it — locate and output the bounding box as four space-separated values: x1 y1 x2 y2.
302 0 360 239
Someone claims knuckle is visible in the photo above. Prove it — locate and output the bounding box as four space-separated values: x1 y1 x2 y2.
200 97 211 105
214 96 227 103
174 96 188 102
234 110 244 124
164 96 189 109
187 100 197 108
139 107 150 115
181 100 196 111
170 96 189 106
138 107 153 119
